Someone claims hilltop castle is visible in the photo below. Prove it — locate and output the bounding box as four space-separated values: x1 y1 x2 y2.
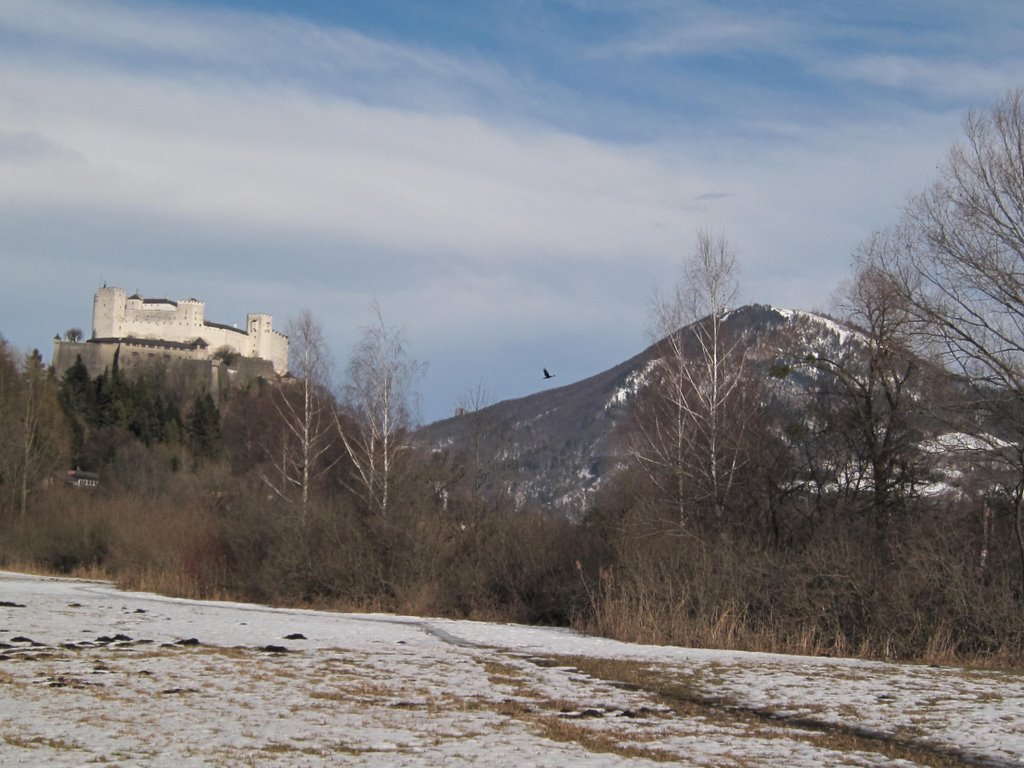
52 286 289 382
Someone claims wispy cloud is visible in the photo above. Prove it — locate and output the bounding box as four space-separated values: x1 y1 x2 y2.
0 57 696 260
0 0 1018 419
591 11 799 59
0 0 519 113
0 130 82 164
578 1 1024 108
817 54 1022 101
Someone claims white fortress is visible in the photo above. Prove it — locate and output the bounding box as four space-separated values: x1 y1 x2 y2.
53 286 289 381
91 287 289 373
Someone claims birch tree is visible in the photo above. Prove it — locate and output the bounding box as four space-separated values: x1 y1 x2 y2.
337 303 425 516
258 311 338 520
629 229 751 525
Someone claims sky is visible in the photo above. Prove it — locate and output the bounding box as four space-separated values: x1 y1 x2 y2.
1 1 1022 423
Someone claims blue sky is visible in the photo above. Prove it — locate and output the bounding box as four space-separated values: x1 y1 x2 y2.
1 1 1022 422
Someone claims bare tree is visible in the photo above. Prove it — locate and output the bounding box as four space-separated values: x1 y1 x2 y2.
63 328 83 343
879 89 1024 589
0 336 21 517
11 350 67 518
629 229 750 525
808 235 926 545
336 303 425 516
257 311 338 520
451 382 495 495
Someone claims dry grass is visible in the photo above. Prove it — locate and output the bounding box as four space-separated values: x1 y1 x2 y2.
2 733 83 751
535 717 678 762
309 679 395 703
480 657 537 698
0 561 110 580
115 566 236 603
538 654 985 768
258 741 327 757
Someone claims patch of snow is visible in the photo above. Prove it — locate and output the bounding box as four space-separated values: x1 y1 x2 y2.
770 306 861 347
606 359 658 410
921 431 1013 454
1 572 1022 767
795 310 854 345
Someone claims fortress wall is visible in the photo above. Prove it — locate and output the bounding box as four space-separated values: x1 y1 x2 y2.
120 298 203 345
200 324 249 356
52 339 206 380
222 355 276 384
268 330 289 374
52 339 276 399
119 342 207 367
51 340 116 380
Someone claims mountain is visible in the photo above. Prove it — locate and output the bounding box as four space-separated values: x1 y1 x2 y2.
416 304 857 514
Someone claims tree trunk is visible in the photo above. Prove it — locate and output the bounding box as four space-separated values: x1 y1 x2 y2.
1014 489 1024 598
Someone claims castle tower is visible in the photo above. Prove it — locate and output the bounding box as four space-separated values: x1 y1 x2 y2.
92 286 126 339
179 298 205 333
246 313 272 360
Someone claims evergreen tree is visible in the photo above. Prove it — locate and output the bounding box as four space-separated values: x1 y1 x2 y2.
58 356 93 466
187 393 222 461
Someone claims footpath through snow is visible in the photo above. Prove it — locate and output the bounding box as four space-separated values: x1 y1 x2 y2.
0 571 1022 766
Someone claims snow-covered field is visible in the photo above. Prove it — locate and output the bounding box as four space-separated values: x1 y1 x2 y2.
1 571 1022 767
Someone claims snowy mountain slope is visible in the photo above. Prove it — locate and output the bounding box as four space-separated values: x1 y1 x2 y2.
416 304 863 513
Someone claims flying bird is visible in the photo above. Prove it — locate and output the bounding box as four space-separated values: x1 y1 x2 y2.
543 368 555 380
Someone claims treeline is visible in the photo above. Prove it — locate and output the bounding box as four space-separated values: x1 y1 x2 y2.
4 91 1024 665
0 314 586 627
